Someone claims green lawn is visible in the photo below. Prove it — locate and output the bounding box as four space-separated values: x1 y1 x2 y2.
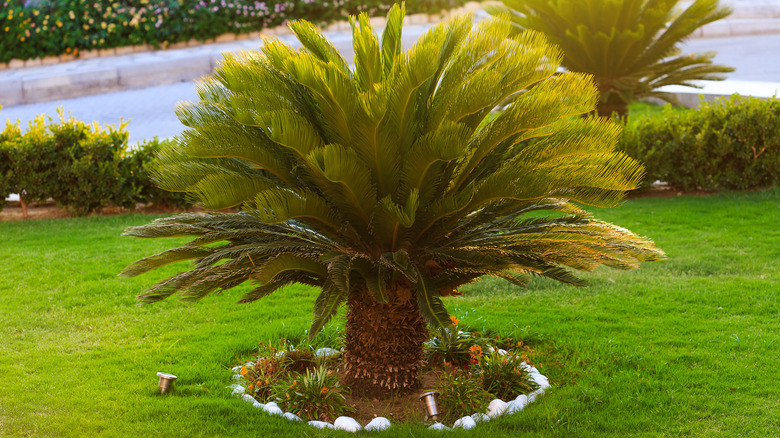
1 189 777 437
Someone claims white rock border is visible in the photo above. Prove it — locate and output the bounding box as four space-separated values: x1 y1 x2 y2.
228 347 550 431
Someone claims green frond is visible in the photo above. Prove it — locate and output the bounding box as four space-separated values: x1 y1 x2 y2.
413 266 451 331
288 19 350 73
350 13 383 91
309 281 348 338
352 259 389 303
120 246 213 277
306 143 377 226
252 253 327 286
380 3 405 77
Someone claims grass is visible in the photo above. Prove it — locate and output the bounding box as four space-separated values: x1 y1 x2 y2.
1 188 778 437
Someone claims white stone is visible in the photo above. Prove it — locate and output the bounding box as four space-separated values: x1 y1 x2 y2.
252 400 264 409
283 412 302 422
527 392 538 404
428 422 451 430
365 416 392 431
265 401 279 409
228 384 245 395
453 416 477 430
241 394 255 403
231 365 242 372
505 399 524 414
498 348 508 356
486 399 508 418
471 412 490 423
262 404 284 416
308 420 334 429
334 416 362 432
532 373 551 389
314 347 340 358
515 394 529 407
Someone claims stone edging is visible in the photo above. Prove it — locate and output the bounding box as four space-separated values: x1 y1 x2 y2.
0 2 485 72
227 347 551 432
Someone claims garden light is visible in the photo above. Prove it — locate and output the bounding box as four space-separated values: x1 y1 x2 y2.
157 372 177 394
419 391 440 421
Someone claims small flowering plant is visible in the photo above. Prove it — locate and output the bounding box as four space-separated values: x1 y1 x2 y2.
479 350 539 401
271 365 353 422
241 356 284 402
425 316 488 369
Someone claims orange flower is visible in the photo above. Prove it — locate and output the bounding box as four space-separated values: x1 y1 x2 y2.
321 387 329 394
247 384 253 391
450 316 459 325
240 366 248 375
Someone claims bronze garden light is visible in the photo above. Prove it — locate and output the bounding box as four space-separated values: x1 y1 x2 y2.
156 372 177 394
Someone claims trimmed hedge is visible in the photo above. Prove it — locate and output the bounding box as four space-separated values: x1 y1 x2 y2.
0 111 191 216
1 0 475 63
619 95 780 191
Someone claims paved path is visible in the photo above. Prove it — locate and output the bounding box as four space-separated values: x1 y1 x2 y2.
3 20 780 144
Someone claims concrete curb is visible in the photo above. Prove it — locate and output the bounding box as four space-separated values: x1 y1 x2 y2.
657 80 780 108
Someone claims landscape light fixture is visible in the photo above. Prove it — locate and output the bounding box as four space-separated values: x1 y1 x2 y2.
419 391 440 421
156 372 177 394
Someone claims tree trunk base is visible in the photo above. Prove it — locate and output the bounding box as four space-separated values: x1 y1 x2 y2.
341 290 429 398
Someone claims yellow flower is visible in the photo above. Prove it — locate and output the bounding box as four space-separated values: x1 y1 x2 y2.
450 316 459 325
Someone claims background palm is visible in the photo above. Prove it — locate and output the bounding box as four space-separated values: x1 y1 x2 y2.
122 4 664 397
487 0 734 118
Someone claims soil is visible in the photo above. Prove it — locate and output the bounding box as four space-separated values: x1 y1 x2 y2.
0 200 199 222
343 370 442 425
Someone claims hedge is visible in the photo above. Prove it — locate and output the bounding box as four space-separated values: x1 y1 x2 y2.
619 95 780 191
1 0 475 63
0 110 192 217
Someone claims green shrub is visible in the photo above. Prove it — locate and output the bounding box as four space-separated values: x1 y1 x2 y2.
50 117 132 216
0 111 194 215
1 115 73 211
1 0 476 63
619 95 780 191
0 118 21 211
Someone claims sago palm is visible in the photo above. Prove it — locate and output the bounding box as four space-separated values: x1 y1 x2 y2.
121 4 664 397
487 0 734 118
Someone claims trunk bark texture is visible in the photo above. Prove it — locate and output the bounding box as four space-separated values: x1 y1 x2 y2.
596 94 629 120
341 288 429 398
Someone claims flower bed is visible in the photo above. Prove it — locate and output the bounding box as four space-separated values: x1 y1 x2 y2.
0 0 482 65
226 322 550 431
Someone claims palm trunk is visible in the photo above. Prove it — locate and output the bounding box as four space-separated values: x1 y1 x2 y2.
596 94 629 120
341 287 429 398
